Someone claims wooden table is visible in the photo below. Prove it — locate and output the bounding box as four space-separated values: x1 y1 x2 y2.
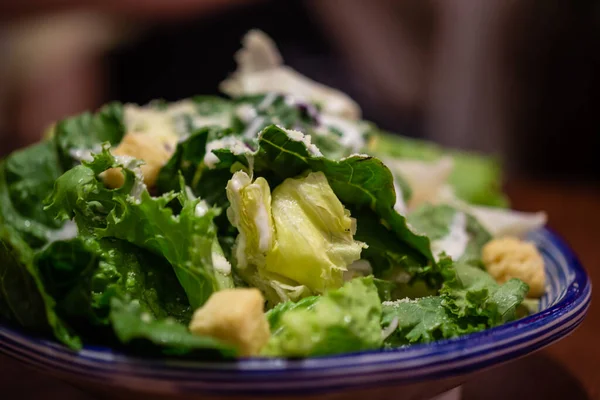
1 180 598 399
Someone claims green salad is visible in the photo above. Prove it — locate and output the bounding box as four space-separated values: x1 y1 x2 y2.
0 31 548 358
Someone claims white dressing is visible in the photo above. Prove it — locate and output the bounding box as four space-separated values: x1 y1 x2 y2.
430 212 469 261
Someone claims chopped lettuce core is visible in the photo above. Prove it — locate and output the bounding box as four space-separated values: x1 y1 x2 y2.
227 170 365 298
265 171 365 292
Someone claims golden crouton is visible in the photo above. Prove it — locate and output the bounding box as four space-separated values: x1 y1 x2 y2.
482 236 546 298
189 288 270 356
103 133 176 188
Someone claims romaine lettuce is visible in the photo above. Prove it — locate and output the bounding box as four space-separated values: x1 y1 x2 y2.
263 277 382 357
226 169 365 300
407 204 492 264
53 102 125 170
45 147 233 309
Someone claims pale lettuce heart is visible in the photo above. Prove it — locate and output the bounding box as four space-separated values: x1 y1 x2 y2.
226 171 274 269
265 171 366 292
226 170 365 297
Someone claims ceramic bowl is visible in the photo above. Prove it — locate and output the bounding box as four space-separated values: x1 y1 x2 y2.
0 228 591 400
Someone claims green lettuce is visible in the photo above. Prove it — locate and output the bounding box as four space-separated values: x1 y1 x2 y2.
441 262 529 325
382 261 528 345
45 147 233 309
231 94 357 159
226 170 364 303
53 102 125 170
263 277 382 357
367 131 508 207
382 296 481 345
0 144 82 349
109 296 235 357
217 125 434 262
36 237 192 328
0 143 73 248
0 224 81 349
407 204 492 264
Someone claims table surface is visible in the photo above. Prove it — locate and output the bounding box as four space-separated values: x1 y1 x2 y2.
1 180 598 400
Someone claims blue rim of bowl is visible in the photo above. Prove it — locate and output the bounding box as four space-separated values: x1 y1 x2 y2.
0 228 592 395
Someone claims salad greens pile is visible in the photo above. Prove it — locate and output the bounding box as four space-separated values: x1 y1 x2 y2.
0 31 547 359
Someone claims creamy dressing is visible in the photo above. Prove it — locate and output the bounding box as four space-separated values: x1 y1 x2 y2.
431 212 469 261
236 104 258 123
124 104 176 137
212 252 232 275
381 316 399 340
343 259 373 281
257 92 278 110
69 145 103 163
204 136 250 168
227 172 252 268
242 116 265 138
46 220 79 242
319 114 366 152
254 200 272 252
393 176 407 215
114 155 147 202
281 128 323 156
195 200 209 217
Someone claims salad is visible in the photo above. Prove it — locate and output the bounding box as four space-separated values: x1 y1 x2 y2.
0 31 548 358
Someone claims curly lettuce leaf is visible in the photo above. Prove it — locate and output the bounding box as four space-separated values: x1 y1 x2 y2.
263 277 382 357
382 296 484 346
265 171 365 292
45 148 233 309
53 102 125 170
382 261 528 345
441 262 529 325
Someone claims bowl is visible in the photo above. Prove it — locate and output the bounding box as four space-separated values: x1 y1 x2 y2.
0 228 591 400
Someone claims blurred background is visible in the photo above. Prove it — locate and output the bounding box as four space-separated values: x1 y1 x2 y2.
1 0 599 182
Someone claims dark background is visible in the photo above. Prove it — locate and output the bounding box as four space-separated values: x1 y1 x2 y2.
2 0 600 182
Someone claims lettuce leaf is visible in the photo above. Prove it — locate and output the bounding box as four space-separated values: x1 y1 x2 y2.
4 141 64 231
217 125 435 264
441 262 528 325
36 237 192 329
0 143 73 248
0 146 82 349
382 261 528 345
367 131 508 207
156 128 210 194
0 224 81 349
35 231 233 356
407 204 492 264
109 296 236 357
263 277 382 357
45 148 233 309
53 102 125 170
382 296 482 345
